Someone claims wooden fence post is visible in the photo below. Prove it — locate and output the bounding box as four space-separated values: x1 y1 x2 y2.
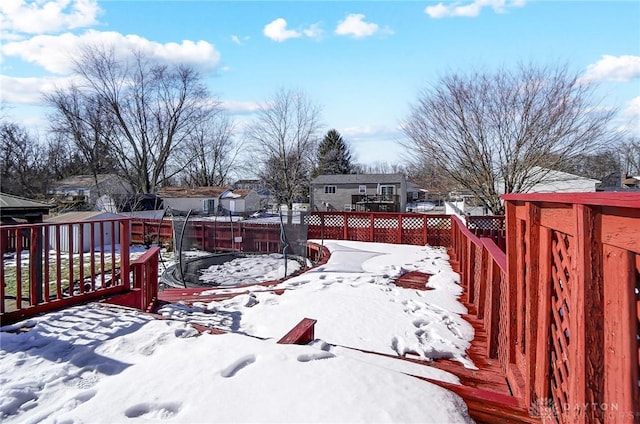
524 202 541 407
343 212 348 240
534 226 553 407
571 204 604 422
602 246 639 420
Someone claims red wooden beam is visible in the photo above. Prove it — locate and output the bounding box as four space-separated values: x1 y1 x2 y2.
502 192 640 208
277 318 317 345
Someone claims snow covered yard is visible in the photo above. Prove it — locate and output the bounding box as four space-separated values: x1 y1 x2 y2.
0 240 475 423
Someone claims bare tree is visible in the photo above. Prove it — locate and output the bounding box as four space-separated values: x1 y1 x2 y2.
401 63 616 214
177 112 240 187
45 86 118 186
54 44 219 193
0 122 48 197
353 161 406 175
245 88 321 219
619 136 640 175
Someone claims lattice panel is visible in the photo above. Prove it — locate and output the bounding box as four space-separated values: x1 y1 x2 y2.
549 230 572 416
402 216 426 245
426 217 451 247
467 216 506 231
497 268 509 373
402 216 424 230
323 214 345 227
347 216 372 242
305 214 322 226
473 245 483 312
347 216 370 228
426 216 451 230
373 217 400 229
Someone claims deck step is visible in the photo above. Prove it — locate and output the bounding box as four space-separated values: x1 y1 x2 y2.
394 271 434 290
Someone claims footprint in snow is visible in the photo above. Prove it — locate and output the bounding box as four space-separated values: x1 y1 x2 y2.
391 336 406 356
220 354 257 378
297 351 335 362
124 402 181 419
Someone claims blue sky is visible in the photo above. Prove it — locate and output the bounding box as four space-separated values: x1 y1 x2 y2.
1 0 639 166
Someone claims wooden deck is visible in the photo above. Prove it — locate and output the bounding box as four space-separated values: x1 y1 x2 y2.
155 267 540 423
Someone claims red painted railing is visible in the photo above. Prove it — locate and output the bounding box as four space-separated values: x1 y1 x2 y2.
307 211 451 246
0 218 131 324
452 193 640 423
131 246 160 312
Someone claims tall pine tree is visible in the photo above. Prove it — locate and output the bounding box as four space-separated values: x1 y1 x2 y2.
315 129 354 176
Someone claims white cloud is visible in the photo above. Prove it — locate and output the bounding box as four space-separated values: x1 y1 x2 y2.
1 30 221 74
263 18 301 42
0 74 75 105
619 96 640 135
303 23 324 40
425 0 525 19
335 14 393 39
340 124 402 139
0 0 101 36
222 100 262 115
582 55 640 83
231 34 250 46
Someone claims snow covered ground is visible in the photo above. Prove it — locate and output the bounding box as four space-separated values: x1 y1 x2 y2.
0 240 475 423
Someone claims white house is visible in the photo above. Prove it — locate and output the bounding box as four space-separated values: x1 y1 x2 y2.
219 189 261 214
508 167 601 194
46 211 124 253
156 186 229 214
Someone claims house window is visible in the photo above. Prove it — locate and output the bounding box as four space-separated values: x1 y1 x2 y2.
324 186 336 194
379 186 395 196
358 185 367 194
412 191 419 200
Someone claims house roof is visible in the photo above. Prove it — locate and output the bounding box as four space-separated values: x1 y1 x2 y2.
45 211 124 223
0 192 52 219
311 173 406 185
221 189 254 199
530 167 601 184
54 174 121 190
157 186 229 198
0 192 51 210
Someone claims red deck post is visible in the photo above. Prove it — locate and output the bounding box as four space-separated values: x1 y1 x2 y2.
602 246 639 419
120 219 131 291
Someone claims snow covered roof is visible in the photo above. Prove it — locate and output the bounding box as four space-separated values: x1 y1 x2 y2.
0 192 51 210
0 192 52 219
220 189 254 199
157 186 230 198
53 174 123 190
46 211 124 223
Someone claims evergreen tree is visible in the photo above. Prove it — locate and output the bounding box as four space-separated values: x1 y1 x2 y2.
315 129 354 176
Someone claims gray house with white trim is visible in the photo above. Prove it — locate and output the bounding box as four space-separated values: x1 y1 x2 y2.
310 173 408 212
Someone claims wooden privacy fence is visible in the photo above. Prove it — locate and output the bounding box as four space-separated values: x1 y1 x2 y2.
453 193 640 423
307 211 452 247
130 218 173 246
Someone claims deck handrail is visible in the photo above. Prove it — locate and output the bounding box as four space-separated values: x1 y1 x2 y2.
131 246 160 312
0 218 131 324
453 193 640 422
